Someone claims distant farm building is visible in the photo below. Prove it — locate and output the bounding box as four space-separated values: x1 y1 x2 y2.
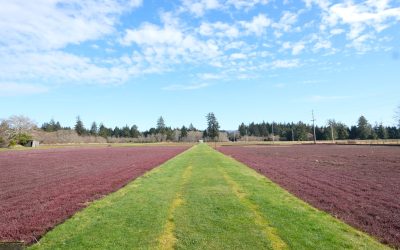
25 140 40 147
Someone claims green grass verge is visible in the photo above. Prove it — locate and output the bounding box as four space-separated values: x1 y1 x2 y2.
29 144 389 250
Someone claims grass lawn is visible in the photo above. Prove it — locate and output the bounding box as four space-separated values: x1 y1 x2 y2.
29 144 389 249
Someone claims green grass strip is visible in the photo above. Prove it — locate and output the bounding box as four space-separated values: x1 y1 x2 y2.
30 144 390 250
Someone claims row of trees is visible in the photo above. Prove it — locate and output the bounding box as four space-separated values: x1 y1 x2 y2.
40 116 201 142
2 107 400 147
61 114 220 142
237 115 400 141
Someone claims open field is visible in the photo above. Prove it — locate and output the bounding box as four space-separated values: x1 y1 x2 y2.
0 145 189 244
27 144 387 249
219 144 400 248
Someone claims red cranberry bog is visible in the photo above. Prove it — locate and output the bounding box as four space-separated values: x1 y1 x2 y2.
219 144 400 248
0 145 189 245
0 144 392 249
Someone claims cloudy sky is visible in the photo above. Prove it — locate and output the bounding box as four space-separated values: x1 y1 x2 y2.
1 0 399 130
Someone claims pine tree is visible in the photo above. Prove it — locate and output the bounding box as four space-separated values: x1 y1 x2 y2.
130 125 140 138
98 123 108 138
113 127 121 137
180 126 188 140
188 123 196 131
157 116 166 135
376 123 388 139
238 123 247 136
74 116 86 136
206 112 220 140
90 122 98 136
122 125 131 137
357 115 372 139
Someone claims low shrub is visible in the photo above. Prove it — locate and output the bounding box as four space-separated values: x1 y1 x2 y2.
14 133 33 145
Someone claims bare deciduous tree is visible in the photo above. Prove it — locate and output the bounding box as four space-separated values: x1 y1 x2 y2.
396 105 400 128
6 115 36 135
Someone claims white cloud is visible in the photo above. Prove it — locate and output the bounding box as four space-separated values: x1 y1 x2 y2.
199 22 240 38
282 41 306 55
230 53 247 60
273 11 299 32
0 0 142 52
240 14 272 36
271 59 300 69
322 1 400 51
0 82 48 96
0 0 144 90
181 0 221 17
303 0 330 10
121 20 223 70
198 73 223 80
330 28 345 35
0 51 132 85
226 0 269 10
313 39 332 51
163 83 210 91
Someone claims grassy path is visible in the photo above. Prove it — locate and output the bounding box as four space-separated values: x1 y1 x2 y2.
30 144 389 249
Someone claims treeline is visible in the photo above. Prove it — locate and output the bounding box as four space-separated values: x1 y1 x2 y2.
236 115 400 141
2 112 400 148
41 116 201 142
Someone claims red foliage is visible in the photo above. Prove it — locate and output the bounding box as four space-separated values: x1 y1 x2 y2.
0 146 188 244
219 145 400 248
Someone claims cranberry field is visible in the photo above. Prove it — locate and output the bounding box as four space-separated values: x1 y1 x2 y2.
219 144 400 248
0 146 188 244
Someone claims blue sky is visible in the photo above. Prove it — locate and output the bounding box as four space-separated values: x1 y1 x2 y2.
1 0 399 130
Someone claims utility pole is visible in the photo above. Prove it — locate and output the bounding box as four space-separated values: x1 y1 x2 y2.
330 124 335 144
311 110 317 144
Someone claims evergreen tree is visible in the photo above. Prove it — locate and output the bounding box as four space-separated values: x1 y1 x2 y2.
336 122 349 139
130 125 140 138
349 126 358 139
74 116 86 136
157 116 166 135
357 115 372 139
98 123 108 138
55 121 61 130
238 123 247 136
206 112 220 140
387 126 399 139
41 119 62 132
188 123 196 131
180 125 188 139
113 126 121 137
122 125 131 137
260 122 268 137
376 123 388 139
295 122 309 141
202 129 208 139
90 122 98 136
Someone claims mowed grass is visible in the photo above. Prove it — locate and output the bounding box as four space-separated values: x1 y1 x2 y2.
29 144 389 250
